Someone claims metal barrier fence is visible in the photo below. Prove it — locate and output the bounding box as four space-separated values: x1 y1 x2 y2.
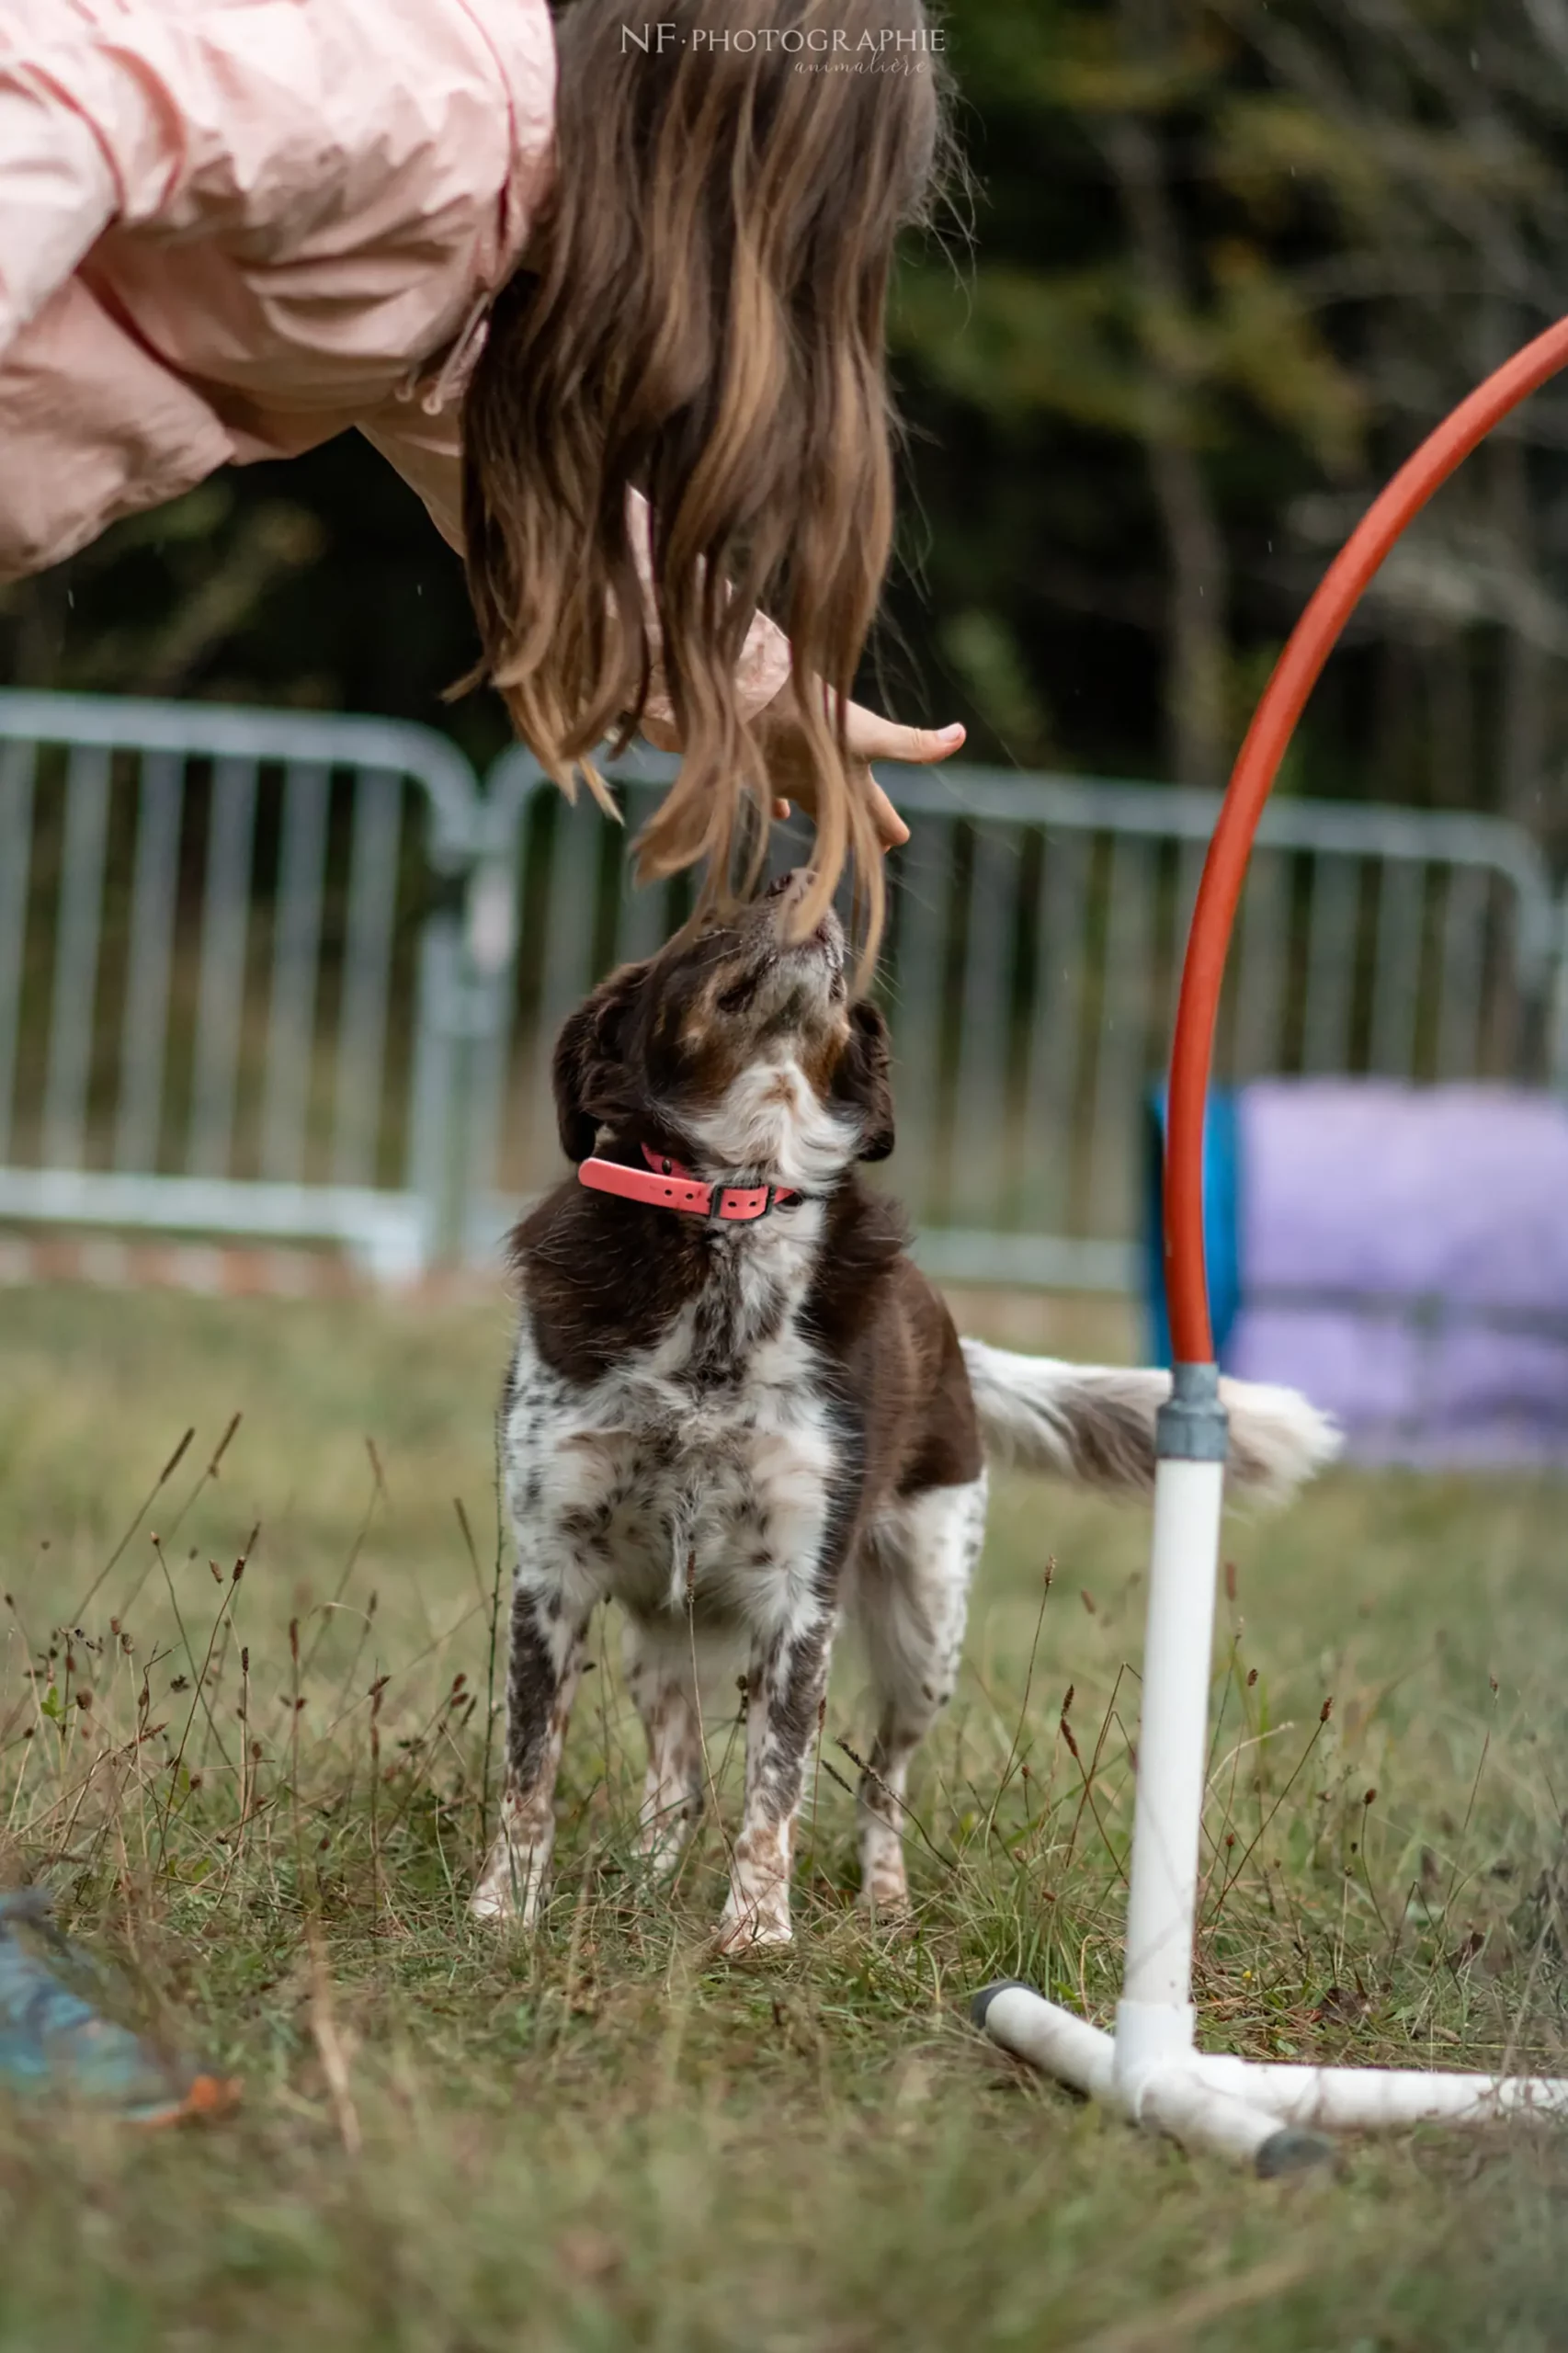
1 694 1563 1290
474 745 1565 1290
0 692 489 1279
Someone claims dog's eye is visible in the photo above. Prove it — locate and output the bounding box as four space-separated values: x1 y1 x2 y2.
716 977 755 1015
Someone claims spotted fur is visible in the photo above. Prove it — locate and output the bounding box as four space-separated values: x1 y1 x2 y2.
473 872 1336 1946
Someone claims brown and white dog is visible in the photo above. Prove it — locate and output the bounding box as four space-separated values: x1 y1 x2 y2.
472 871 1337 1949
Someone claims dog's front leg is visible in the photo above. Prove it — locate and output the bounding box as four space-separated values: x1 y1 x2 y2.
715 1608 833 1954
625 1621 705 1878
471 1577 589 1927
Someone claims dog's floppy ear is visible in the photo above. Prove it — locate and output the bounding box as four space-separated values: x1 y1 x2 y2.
552 963 648 1165
837 998 895 1163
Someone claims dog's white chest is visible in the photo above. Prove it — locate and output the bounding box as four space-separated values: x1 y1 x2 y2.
504 1286 840 1640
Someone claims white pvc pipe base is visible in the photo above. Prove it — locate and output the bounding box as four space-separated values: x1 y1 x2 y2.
973 1984 1568 2172
971 1404 1568 2173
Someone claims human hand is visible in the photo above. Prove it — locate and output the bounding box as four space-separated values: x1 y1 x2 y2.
757 695 965 849
636 690 965 849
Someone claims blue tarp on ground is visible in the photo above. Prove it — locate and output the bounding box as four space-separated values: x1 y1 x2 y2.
1145 1082 1568 1467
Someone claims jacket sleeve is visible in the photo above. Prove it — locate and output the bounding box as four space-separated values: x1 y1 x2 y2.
0 83 120 361
0 6 219 363
361 406 794 727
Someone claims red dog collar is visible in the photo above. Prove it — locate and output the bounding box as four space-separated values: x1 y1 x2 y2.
578 1143 799 1224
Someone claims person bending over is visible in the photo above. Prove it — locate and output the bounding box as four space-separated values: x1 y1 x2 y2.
0 0 965 946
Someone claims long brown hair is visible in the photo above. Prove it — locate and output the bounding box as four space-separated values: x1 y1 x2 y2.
460 0 949 959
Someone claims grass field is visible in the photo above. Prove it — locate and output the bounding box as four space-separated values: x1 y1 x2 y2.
2 1278 1567 2350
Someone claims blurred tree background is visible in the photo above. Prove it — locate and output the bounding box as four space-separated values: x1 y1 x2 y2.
5 0 1568 859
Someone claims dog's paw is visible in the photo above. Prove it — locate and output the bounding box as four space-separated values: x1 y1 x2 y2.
858 1886 915 1937
858 1859 912 1916
712 1903 793 1958
469 1847 542 1928
468 1881 519 1926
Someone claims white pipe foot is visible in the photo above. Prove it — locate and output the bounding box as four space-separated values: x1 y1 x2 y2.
1193 2056 1568 2130
972 1983 1335 2175
971 1982 1116 2101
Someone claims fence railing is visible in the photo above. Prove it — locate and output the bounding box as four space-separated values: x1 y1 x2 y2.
0 693 487 1279
1 693 1563 1290
475 746 1563 1290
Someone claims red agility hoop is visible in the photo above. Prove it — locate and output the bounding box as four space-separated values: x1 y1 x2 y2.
975 316 1568 2167
1165 313 1568 1366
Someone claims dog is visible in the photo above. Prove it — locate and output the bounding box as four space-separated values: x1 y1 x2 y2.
472 870 1338 1948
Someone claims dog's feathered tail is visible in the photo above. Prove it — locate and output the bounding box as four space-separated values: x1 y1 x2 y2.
959 1340 1340 1506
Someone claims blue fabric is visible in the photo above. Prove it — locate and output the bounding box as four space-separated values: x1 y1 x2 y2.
1143 1086 1242 1369
0 1890 194 2120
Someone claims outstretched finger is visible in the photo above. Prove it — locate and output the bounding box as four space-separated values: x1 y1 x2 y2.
847 713 967 767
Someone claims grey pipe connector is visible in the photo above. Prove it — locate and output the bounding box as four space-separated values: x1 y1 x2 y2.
970 1978 1037 2029
1155 1360 1230 1463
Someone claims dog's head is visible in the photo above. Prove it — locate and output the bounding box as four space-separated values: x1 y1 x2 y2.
552 871 893 1190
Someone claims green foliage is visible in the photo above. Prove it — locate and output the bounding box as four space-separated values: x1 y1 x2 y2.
888 0 1568 816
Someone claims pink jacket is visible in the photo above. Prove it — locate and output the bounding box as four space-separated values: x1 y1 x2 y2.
0 0 789 707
